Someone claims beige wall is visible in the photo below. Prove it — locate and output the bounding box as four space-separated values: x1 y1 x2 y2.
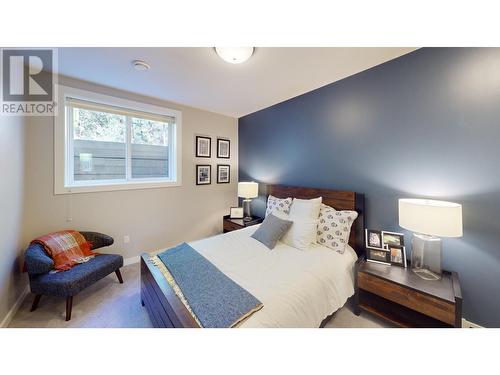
0 115 27 325
23 76 238 260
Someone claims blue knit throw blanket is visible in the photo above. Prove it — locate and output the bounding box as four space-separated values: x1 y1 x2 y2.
157 243 263 328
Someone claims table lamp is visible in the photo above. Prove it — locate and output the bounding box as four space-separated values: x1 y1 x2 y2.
399 198 462 280
238 182 259 221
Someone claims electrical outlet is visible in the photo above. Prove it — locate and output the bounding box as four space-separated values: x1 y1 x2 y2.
123 235 130 244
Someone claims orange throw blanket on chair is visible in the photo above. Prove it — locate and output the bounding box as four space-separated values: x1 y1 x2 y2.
31 230 97 271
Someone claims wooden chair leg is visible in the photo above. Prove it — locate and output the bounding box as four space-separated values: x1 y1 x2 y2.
115 269 124 284
30 295 42 312
66 296 73 321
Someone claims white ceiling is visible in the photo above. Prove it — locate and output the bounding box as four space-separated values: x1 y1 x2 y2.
58 47 416 118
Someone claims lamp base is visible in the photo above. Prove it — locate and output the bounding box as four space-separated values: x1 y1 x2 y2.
242 199 252 221
411 233 442 281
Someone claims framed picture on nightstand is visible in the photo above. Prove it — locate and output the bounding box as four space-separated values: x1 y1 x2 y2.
365 229 384 249
388 245 407 267
230 207 244 219
366 248 391 265
382 231 405 247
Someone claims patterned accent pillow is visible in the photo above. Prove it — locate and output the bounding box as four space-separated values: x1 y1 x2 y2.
316 204 358 254
265 195 293 217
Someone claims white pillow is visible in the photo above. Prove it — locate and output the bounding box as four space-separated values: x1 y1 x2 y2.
265 195 293 217
316 203 358 254
274 210 318 251
289 197 322 220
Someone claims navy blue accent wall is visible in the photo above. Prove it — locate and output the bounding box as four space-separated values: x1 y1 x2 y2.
239 48 500 327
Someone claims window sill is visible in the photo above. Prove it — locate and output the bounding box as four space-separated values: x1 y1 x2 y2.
54 179 182 195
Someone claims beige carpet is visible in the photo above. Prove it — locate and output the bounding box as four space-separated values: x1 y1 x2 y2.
8 263 389 328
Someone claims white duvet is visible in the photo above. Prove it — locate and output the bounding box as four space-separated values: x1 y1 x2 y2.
189 225 358 328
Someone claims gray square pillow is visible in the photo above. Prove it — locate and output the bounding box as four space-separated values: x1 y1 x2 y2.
251 213 293 249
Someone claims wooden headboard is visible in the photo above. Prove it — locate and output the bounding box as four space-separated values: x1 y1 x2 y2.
267 184 365 257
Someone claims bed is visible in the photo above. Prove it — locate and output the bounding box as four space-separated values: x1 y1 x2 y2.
140 184 365 328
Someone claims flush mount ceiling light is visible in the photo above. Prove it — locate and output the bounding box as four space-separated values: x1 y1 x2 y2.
215 47 254 64
132 60 150 71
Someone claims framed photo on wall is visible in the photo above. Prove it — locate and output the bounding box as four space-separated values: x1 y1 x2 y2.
196 164 211 185
217 138 230 158
217 164 230 183
196 136 211 158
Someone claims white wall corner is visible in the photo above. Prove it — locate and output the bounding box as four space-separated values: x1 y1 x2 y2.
0 285 30 328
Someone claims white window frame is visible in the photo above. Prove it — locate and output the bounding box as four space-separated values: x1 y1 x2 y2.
54 85 182 194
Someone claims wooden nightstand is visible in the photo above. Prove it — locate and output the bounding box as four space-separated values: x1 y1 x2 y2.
223 215 263 233
354 259 462 328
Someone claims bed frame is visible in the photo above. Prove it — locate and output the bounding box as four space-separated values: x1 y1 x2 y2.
140 184 365 328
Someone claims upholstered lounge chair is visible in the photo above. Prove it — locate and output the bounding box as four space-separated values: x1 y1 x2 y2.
24 231 124 321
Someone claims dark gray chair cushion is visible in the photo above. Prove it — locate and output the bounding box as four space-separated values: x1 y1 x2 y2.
29 254 123 297
251 213 292 249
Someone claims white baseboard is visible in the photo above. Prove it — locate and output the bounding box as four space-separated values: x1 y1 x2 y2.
124 255 140 266
0 285 30 328
462 318 483 328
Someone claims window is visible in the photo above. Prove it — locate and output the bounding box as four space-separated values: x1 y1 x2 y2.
55 86 182 194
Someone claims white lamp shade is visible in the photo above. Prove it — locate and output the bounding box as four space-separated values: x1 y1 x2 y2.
238 182 258 199
399 198 463 237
